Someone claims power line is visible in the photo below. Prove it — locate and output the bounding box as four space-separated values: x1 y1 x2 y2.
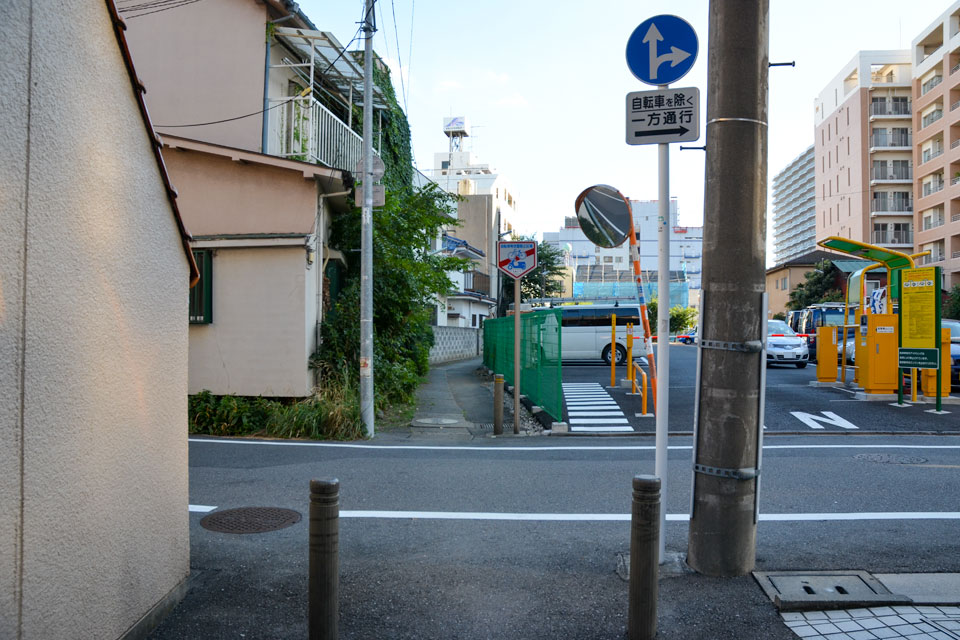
153 27 363 129
118 0 204 19
390 0 409 115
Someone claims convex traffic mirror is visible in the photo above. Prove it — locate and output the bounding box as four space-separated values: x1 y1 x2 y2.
574 184 633 248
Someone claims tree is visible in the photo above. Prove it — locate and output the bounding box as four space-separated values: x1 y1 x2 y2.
645 298 698 334
501 237 565 302
944 285 960 320
786 260 844 311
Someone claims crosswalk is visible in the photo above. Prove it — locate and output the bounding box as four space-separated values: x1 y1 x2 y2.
562 383 634 433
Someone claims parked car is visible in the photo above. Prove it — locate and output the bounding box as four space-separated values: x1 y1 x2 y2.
943 318 960 390
559 304 641 365
766 319 809 368
836 327 857 364
786 310 803 333
678 327 697 344
797 303 856 362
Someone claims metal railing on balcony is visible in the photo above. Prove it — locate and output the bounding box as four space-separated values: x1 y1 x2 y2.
870 166 913 180
872 230 913 244
953 139 960 149
869 101 912 116
922 75 943 95
923 180 945 197
462 270 491 296
923 215 945 230
922 109 944 128
952 100 960 111
953 61 960 75
954 250 960 259
870 133 912 147
871 196 913 212
922 146 944 163
953 175 960 186
954 212 960 222
273 95 373 172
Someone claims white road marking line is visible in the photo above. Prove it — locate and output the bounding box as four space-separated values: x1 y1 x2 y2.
339 510 960 522
189 505 217 513
571 426 635 433
790 411 859 430
565 404 620 409
568 411 628 417
189 439 960 452
569 418 630 424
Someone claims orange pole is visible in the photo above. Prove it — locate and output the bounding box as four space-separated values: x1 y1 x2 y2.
629 215 657 411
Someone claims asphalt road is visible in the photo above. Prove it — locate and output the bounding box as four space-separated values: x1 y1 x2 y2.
149 433 960 639
561 344 959 434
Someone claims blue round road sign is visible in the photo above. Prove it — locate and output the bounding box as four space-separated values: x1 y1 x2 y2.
626 15 698 86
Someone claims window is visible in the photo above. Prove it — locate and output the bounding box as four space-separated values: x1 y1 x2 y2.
781 276 787 290
189 249 212 323
472 314 477 327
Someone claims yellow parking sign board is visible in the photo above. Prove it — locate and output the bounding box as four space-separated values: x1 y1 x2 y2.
901 267 936 349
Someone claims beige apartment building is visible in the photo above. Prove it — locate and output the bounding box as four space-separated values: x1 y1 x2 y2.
912 3 960 288
814 51 915 256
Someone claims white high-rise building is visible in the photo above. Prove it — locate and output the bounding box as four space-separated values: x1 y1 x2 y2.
772 145 816 264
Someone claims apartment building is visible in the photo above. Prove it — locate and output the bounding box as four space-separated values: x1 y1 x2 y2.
772 146 817 263
814 51 914 254
911 3 960 288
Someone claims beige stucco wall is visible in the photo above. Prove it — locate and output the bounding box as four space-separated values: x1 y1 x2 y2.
163 146 318 235
125 0 267 152
1 2 190 639
189 246 315 397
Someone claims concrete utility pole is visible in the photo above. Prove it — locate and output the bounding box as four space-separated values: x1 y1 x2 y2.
360 0 375 437
687 0 769 577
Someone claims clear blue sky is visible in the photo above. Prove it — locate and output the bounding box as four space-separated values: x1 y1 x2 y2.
300 0 949 255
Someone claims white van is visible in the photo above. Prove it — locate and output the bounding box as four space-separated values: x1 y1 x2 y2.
559 304 643 364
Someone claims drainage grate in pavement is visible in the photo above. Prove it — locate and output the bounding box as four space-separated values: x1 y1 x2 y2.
754 571 911 611
853 453 928 464
200 507 301 534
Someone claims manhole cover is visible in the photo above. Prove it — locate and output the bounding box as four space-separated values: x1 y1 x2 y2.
854 453 928 465
414 418 459 425
200 507 301 534
753 570 911 611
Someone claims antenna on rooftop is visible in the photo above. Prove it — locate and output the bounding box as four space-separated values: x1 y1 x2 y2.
443 116 470 153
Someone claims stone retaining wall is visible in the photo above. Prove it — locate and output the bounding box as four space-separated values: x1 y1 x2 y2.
429 326 483 364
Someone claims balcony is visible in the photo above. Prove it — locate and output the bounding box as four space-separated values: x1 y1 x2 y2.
869 101 911 116
462 270 491 296
870 198 913 215
870 167 913 182
922 146 944 163
922 75 943 95
923 215 945 230
922 109 944 128
872 230 913 245
922 179 945 197
273 96 370 172
869 134 912 149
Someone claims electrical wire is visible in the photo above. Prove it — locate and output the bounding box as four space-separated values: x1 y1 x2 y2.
118 0 204 19
390 0 409 116
152 27 363 129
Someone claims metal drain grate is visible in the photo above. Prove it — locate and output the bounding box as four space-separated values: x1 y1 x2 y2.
854 453 928 465
200 507 301 534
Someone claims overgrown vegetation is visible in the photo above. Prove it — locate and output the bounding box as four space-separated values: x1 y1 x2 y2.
645 298 699 334
188 367 363 440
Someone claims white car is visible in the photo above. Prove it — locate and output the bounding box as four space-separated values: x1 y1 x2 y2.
766 320 810 368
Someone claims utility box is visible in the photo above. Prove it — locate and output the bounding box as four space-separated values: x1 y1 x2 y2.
859 314 898 394
816 326 838 382
921 328 951 398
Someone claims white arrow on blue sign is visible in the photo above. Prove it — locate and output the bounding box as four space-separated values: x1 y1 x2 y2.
626 15 698 86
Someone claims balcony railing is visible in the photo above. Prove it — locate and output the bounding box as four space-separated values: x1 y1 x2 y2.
953 139 960 149
870 134 912 148
922 147 944 163
272 95 374 172
954 250 960 259
953 100 960 111
953 175 960 186
922 109 944 128
872 231 913 244
922 75 943 95
869 101 911 116
870 167 913 180
923 215 945 230
923 180 945 197
462 270 490 296
953 61 960 75
954 213 960 222
871 197 913 212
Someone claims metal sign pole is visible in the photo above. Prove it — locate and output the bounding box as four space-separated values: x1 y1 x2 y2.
514 278 521 434
655 88 670 562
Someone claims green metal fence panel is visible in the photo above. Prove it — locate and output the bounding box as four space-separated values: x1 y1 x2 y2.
482 309 562 421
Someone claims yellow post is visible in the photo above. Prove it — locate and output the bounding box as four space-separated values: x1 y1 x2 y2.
627 323 635 386
632 362 649 416
610 313 617 388
816 326 839 382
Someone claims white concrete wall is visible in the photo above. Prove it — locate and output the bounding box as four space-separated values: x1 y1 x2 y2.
1 2 191 638
189 246 313 397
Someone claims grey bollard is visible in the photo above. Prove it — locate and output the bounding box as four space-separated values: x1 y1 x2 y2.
628 475 660 640
493 374 504 435
309 478 339 640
